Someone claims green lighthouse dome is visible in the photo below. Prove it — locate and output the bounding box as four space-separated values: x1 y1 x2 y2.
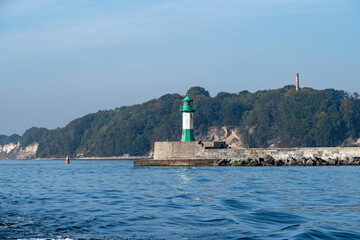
182 94 193 102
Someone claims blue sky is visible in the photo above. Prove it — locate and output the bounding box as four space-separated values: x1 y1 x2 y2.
0 0 359 135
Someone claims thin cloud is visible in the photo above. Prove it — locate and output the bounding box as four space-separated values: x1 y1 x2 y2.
148 0 350 18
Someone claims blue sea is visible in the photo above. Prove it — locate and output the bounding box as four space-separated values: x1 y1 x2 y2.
1 160 360 240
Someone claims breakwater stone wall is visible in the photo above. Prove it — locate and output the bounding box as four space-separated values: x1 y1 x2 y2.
153 142 360 166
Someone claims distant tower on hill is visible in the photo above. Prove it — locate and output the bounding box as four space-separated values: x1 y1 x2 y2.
180 94 196 142
296 73 300 91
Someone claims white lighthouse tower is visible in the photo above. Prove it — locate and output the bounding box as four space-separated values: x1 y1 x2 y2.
180 94 196 142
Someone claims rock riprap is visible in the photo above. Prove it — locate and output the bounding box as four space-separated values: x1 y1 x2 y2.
216 155 360 166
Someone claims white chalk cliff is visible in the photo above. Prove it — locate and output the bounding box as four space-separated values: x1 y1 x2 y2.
0 142 38 159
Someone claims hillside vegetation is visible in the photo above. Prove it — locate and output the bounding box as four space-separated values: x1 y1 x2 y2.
2 86 360 158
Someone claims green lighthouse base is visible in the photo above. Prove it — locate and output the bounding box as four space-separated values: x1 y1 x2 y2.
181 129 195 142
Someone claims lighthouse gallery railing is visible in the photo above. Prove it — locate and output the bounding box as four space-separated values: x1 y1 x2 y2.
179 105 196 112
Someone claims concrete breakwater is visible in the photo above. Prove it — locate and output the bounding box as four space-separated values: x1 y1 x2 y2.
140 141 360 166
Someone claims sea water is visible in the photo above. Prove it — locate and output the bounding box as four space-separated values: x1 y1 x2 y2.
1 160 360 239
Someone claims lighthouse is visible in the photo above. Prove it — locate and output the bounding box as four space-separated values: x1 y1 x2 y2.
180 94 196 142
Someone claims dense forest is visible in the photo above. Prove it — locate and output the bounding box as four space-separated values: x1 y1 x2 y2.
2 86 360 157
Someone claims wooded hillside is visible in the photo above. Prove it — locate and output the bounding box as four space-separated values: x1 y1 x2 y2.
2 86 360 157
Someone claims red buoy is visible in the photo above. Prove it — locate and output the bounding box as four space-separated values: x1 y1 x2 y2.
65 157 70 164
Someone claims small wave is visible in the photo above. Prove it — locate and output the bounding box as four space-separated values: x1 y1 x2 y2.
280 224 300 231
248 209 305 225
222 199 252 210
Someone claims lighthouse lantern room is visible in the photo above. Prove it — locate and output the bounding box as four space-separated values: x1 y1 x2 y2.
180 94 196 142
